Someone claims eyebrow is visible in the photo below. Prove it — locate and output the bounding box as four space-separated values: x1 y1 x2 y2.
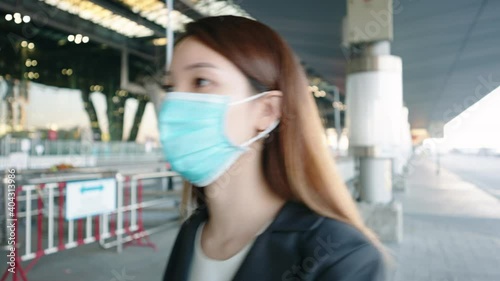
184 62 218 71
164 62 219 82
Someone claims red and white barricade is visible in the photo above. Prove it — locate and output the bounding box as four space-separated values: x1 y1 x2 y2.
1 170 181 281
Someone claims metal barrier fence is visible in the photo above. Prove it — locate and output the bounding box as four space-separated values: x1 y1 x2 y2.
0 137 162 157
0 169 181 281
99 171 181 253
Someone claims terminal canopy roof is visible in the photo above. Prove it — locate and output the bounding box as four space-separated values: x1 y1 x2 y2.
1 0 499 131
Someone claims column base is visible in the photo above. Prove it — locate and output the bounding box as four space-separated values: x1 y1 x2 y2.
357 200 403 243
393 174 406 191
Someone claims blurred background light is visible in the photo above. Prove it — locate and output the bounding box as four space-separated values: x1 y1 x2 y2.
40 0 160 37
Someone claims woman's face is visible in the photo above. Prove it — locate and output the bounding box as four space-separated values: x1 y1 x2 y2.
166 37 264 145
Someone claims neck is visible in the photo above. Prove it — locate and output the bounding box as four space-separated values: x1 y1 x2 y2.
203 148 285 239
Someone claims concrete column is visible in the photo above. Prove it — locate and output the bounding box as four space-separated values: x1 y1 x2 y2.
359 158 392 203
345 0 404 243
346 47 403 204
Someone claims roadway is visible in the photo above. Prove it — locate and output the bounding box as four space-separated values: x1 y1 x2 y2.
438 153 500 200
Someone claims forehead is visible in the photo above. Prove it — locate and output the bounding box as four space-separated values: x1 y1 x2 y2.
169 37 236 74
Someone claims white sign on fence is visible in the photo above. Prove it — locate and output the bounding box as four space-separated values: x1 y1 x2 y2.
65 178 117 220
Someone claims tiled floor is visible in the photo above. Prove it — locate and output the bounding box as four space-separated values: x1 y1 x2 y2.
387 156 500 281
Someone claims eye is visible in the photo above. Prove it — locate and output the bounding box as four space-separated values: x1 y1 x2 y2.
194 78 211 88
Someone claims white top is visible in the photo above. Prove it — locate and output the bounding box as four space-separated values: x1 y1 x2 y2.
187 222 270 281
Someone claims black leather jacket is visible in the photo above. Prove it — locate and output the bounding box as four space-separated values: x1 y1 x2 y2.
163 200 386 281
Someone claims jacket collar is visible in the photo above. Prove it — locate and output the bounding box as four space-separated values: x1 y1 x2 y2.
166 200 324 281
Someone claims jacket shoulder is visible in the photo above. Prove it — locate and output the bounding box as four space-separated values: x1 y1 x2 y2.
293 206 386 280
309 215 372 247
284 202 371 247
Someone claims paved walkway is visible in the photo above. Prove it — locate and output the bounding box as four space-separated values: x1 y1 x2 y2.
387 158 500 281
0 223 179 281
2 157 499 281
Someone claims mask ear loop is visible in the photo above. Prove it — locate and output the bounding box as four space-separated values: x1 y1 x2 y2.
240 120 280 148
229 91 279 147
229 91 271 105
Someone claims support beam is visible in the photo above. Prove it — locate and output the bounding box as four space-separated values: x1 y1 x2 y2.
174 0 204 20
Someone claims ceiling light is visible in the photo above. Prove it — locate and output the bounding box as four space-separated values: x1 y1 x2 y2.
190 0 253 18
153 37 167 46
68 35 75 42
5 14 13 21
82 36 89 43
118 0 192 31
28 43 35 49
40 0 156 38
23 15 31 23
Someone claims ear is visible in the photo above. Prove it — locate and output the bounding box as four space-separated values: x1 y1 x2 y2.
256 90 282 131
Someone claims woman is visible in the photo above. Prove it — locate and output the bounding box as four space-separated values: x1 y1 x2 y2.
160 15 386 281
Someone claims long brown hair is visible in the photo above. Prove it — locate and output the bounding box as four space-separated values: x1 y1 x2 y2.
176 16 382 249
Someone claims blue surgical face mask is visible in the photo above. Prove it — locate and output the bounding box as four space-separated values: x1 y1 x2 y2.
158 91 279 186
